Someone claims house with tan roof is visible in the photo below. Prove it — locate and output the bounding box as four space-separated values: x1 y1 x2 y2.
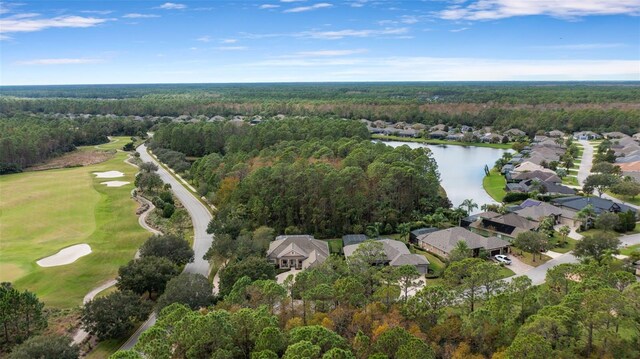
417 227 510 258
267 235 329 270
468 212 539 240
343 239 430 274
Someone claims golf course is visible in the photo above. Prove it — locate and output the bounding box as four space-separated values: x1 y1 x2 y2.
0 137 148 308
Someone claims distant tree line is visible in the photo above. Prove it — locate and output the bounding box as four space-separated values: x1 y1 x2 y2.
2 83 640 135
0 113 152 173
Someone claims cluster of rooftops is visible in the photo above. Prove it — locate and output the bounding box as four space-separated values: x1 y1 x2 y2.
265 194 637 275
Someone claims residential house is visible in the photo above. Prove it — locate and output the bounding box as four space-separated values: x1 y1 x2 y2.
508 170 561 184
342 234 368 247
267 235 330 270
410 227 438 244
603 132 629 139
430 130 449 139
468 212 539 240
548 130 565 138
551 196 638 217
506 179 575 196
573 131 602 140
513 200 581 228
343 239 430 274
417 226 511 258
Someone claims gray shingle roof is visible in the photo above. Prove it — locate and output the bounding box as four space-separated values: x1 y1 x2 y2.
417 227 510 254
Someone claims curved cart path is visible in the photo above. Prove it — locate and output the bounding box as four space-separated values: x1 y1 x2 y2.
72 154 161 346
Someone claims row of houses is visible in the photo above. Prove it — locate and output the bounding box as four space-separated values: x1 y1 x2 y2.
501 135 576 196
365 121 535 143
266 234 430 274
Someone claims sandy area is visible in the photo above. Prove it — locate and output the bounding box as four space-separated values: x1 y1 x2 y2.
101 181 130 187
36 244 92 267
28 150 112 172
93 170 124 178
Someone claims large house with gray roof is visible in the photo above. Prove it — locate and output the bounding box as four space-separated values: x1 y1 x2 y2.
267 235 329 270
343 239 430 274
416 227 511 258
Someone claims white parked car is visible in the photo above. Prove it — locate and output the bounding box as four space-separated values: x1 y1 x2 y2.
494 255 512 265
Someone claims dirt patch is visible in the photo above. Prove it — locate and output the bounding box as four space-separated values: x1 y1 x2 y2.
27 150 113 172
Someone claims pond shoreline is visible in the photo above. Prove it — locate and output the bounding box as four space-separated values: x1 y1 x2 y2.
380 140 510 210
372 134 513 150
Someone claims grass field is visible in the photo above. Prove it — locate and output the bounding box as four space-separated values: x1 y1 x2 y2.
372 134 513 149
562 176 579 186
0 137 148 308
482 169 506 202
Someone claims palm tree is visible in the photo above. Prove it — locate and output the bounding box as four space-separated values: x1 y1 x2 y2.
559 226 571 246
460 199 478 215
397 222 411 243
576 204 596 230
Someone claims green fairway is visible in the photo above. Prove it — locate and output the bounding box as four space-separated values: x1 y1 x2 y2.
0 140 148 308
482 169 506 202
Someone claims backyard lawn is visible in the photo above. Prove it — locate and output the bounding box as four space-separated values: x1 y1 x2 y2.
483 169 506 202
0 140 148 308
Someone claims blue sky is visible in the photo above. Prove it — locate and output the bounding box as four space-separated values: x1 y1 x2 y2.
1 0 639 85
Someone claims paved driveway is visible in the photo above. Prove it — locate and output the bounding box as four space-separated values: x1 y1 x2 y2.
502 254 534 276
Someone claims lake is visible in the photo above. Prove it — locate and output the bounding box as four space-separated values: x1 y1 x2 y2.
380 141 511 211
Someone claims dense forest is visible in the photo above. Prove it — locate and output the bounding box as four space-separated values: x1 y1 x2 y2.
151 119 447 237
1 83 640 134
112 257 640 359
0 114 152 173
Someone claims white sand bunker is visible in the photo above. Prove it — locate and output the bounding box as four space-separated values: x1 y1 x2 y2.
94 170 124 178
101 181 130 187
37 244 92 267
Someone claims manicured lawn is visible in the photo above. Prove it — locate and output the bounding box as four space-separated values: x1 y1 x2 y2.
483 169 506 202
606 191 640 206
497 266 516 278
372 134 513 149
410 246 446 274
562 176 579 186
94 136 137 151
620 244 640 256
86 338 127 358
0 149 148 308
551 237 578 254
510 250 552 267
567 169 578 175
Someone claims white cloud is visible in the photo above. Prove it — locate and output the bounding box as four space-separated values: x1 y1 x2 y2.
123 13 160 18
439 0 640 20
238 56 640 81
80 10 113 15
221 38 237 43
400 15 419 24
0 15 111 34
16 58 103 65
197 35 211 42
284 3 333 13
531 43 627 50
259 4 280 9
215 46 248 51
300 27 408 39
293 49 368 56
157 2 186 10
450 27 469 32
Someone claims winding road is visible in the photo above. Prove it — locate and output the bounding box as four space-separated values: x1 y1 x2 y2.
119 144 214 350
